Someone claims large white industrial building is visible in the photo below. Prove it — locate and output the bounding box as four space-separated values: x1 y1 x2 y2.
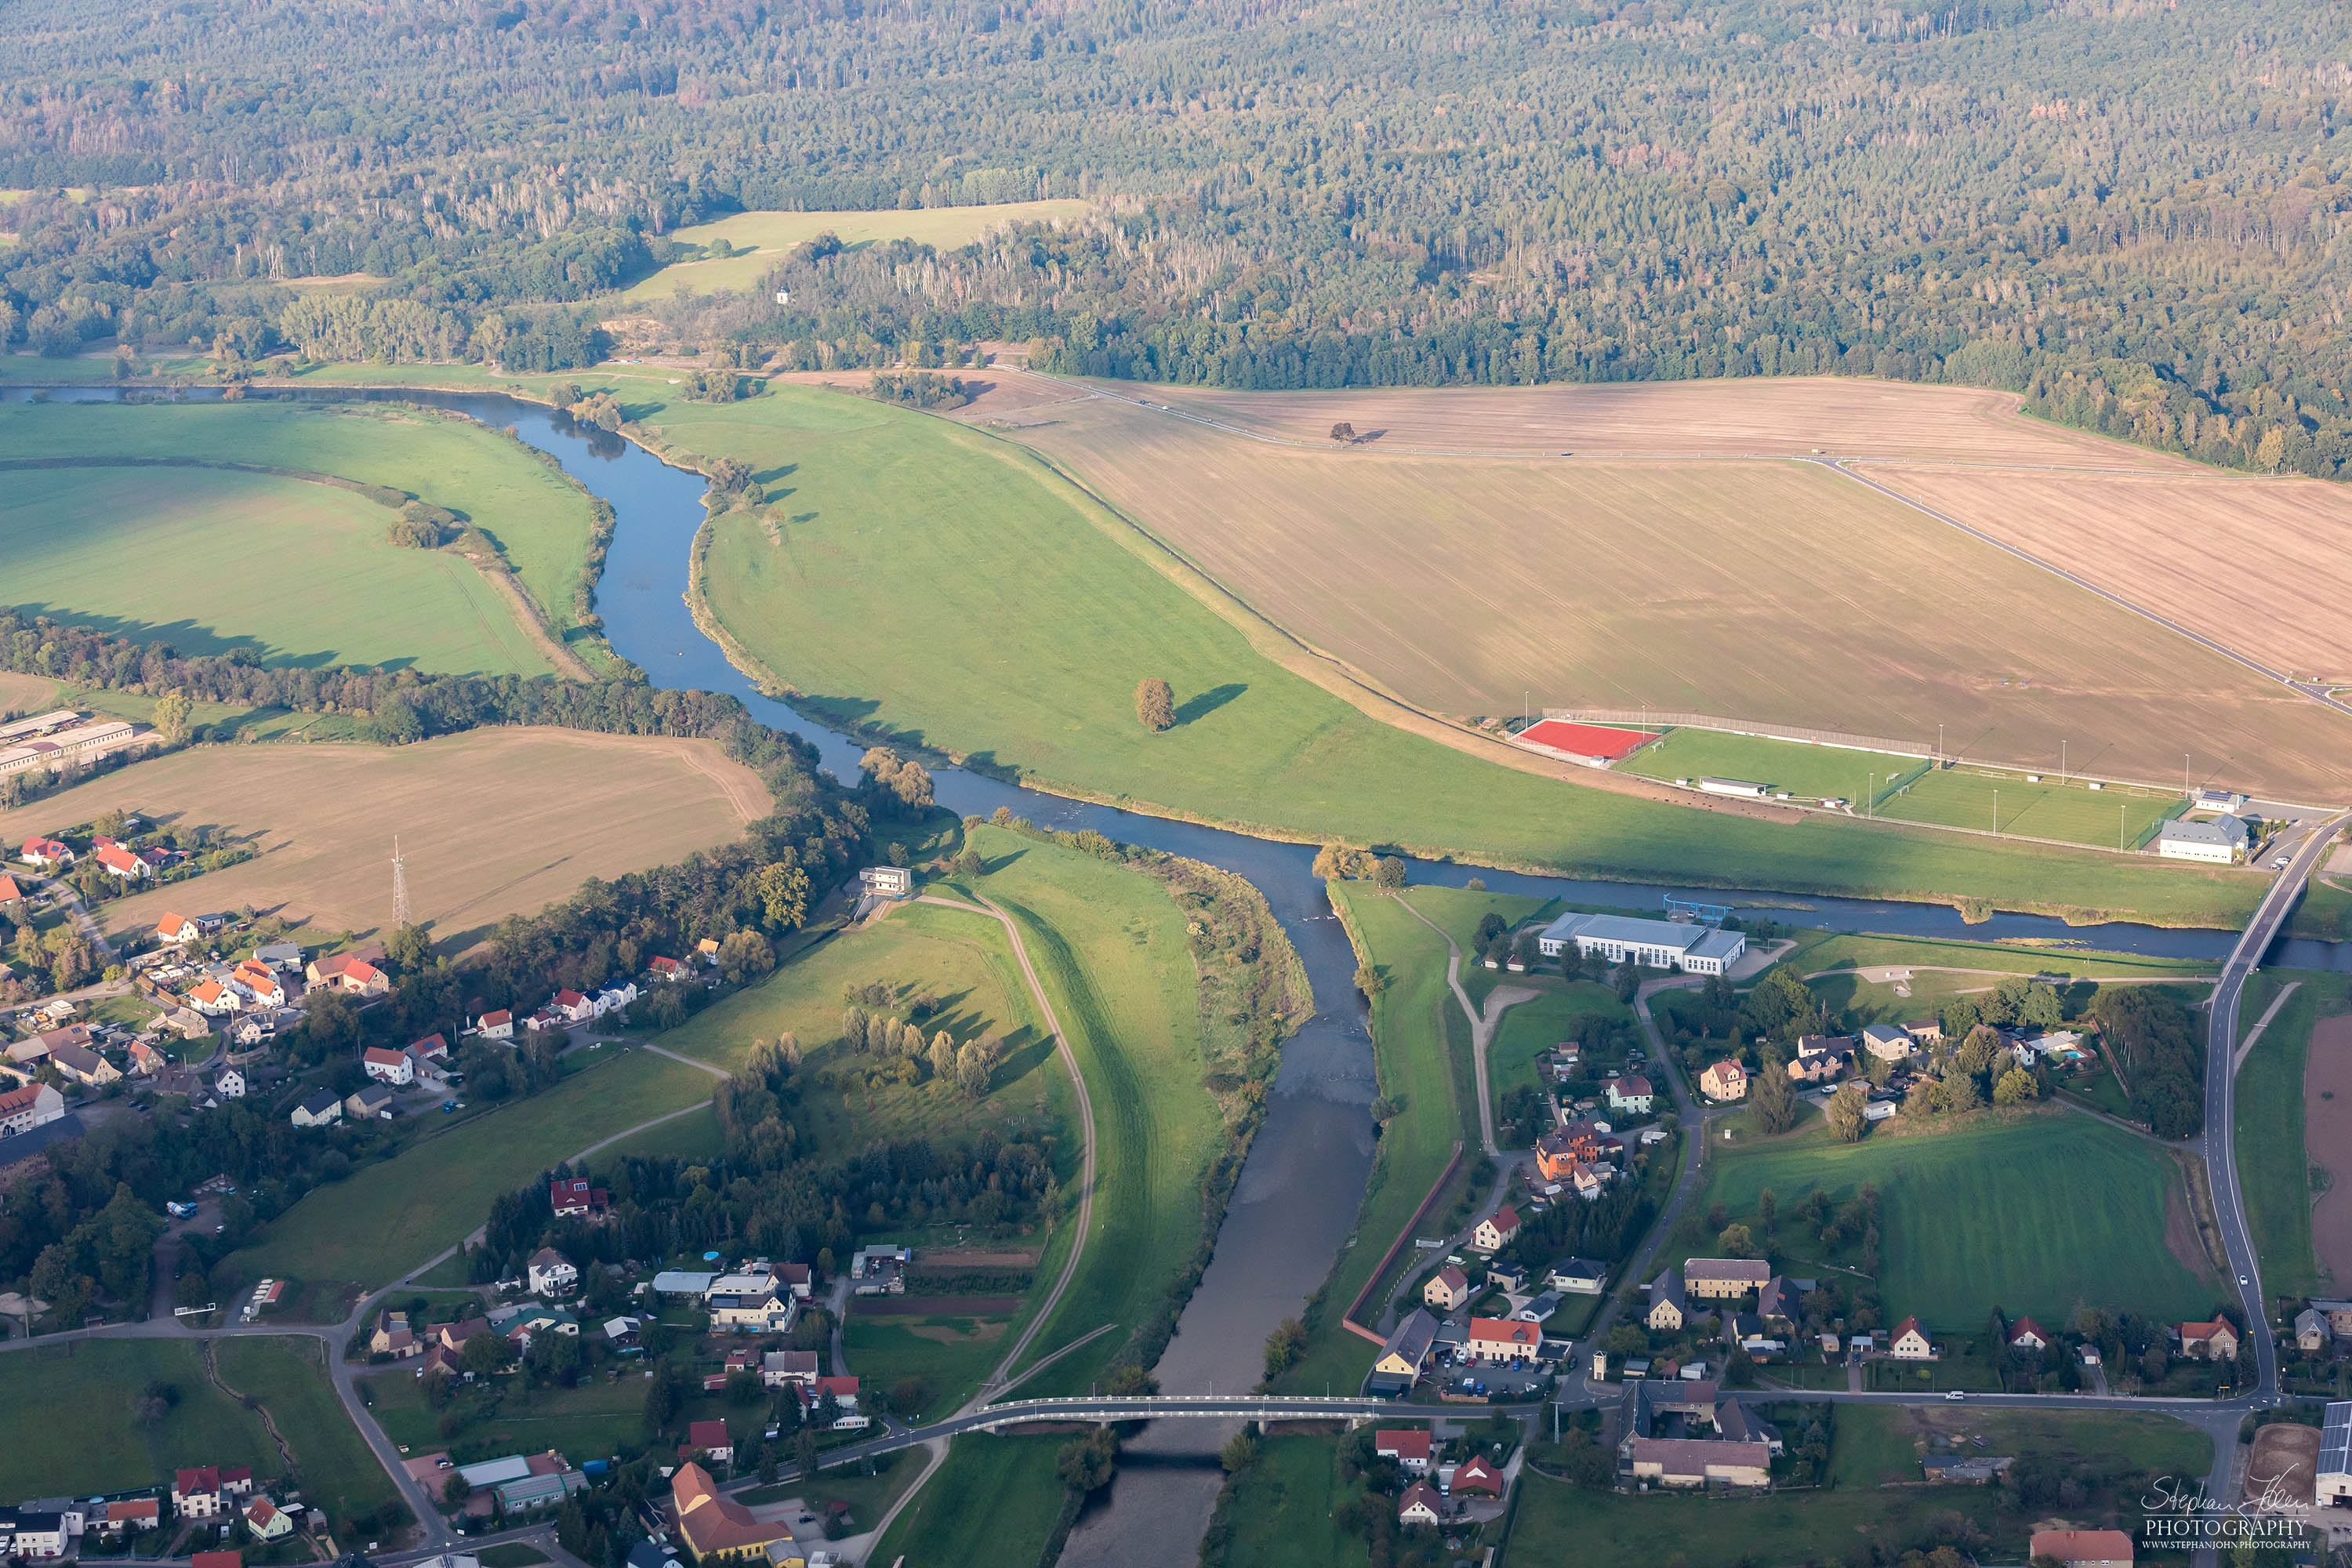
1536 912 1747 975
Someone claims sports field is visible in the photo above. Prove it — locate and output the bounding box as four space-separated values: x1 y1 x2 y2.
619 200 1091 302
1868 463 2352 684
227 1047 719 1290
0 466 550 674
1623 726 1923 804
0 728 768 947
641 383 2263 928
1682 1112 2219 1328
1876 764 2182 849
0 400 605 665
1004 394 2351 801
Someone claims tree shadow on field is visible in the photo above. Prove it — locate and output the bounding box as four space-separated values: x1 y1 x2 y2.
1174 684 1246 726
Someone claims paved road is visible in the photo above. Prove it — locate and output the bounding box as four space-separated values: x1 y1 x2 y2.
2201 809 2350 1399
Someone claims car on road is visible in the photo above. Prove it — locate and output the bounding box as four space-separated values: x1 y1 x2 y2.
2239 1275 2250 1285
1944 1390 1966 1401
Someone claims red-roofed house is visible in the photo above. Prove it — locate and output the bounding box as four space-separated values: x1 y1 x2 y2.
2028 1529 2135 1568
20 836 73 868
362 1047 414 1086
2007 1316 2051 1352
649 956 685 982
186 979 237 1016
100 1499 159 1535
475 1010 514 1040
553 989 595 1022
1451 1453 1505 1497
551 1177 609 1220
1423 1265 1471 1311
1470 1207 1520 1254
2180 1319 2240 1361
242 1499 292 1541
1397 1481 1446 1527
172 1467 254 1518
797 1375 868 1428
306 953 388 997
1375 1429 1432 1473
95 844 150 880
1465 1316 1541 1362
0 874 22 905
685 1419 733 1465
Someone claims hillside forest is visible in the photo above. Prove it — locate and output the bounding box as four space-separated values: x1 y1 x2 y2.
8 0 2352 476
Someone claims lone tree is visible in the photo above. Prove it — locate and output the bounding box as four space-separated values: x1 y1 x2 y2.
1135 677 1176 731
1329 421 1356 442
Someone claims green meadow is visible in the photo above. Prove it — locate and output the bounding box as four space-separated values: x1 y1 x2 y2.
1878 762 2183 849
0 399 604 665
215 1338 408 1532
0 1340 280 1497
2234 971 2343 1300
1679 1111 2220 1329
0 464 549 673
638 383 2259 928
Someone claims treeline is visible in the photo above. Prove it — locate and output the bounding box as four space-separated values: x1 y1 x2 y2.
2088 986 2205 1138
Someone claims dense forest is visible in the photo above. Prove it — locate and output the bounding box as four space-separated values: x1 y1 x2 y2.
6 0 2352 471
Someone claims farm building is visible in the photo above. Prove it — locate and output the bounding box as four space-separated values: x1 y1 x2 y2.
1537 911 1746 975
2155 814 2249 864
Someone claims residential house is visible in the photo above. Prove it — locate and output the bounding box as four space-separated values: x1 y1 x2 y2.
362 1046 415 1085
186 979 239 1017
1465 1316 1541 1363
1469 1207 1520 1254
215 1067 247 1099
1646 1269 1689 1332
708 1285 793 1334
2179 1319 2240 1361
1698 1059 1748 1102
696 938 722 965
1889 1316 1936 1360
503 1306 582 1349
0 874 20 906
156 913 202 946
163 1007 212 1041
230 963 285 1007
306 953 389 997
1567 1161 1610 1201
796 1375 868 1429
553 989 595 1023
372 1311 421 1358
1755 1276 1808 1329
1860 1024 1915 1063
1606 1074 1655 1115
2312 1300 2352 1340
668 1463 792 1563
242 1501 292 1542
19 836 73 868
1534 1125 1606 1181
1423 1266 1471 1311
253 941 303 971
1376 1430 1432 1474
100 1500 159 1537
595 980 638 1016
528 1247 579 1297
761 1350 820 1388
227 1015 270 1048
1396 1482 1446 1527
685 1421 733 1466
1548 1258 1608 1295
2027 1530 2136 1568
1715 1399 1784 1454
1901 1019 1944 1047
551 1177 610 1219
2296 1307 2330 1352
93 843 152 881
475 1010 514 1041
47 1040 121 1087
290 1090 343 1127
438 1316 492 1352
2007 1316 2051 1352
127 1040 165 1076
859 866 916 898
346 1083 396 1120
172 1468 255 1519
1626 1437 1772 1488
3 1511 68 1558
1370 1309 1439 1396
1788 1036 1856 1082
777 1262 814 1299
1683 1258 1769 1301
1450 1454 1505 1497
648 956 686 982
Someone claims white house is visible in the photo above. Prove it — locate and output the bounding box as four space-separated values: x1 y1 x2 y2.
291 1090 343 1127
595 981 639 1016
528 1247 579 1297
475 1010 514 1040
2155 814 2249 865
1536 911 1746 976
215 1067 246 1099
552 989 596 1022
362 1046 415 1086
1889 1316 1936 1360
858 866 915 898
1606 1074 1655 1115
0 1081 65 1137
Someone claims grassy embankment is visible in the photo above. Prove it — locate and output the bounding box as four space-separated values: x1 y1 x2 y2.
1508 1405 2209 1566
1673 1110 2219 1330
225 1048 720 1294
0 399 607 670
214 1338 408 1532
626 383 2259 930
0 464 548 676
866 1435 1069 1566
1276 884 1479 1398
2234 970 2346 1301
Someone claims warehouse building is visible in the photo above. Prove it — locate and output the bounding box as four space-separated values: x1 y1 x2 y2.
1537 912 1747 975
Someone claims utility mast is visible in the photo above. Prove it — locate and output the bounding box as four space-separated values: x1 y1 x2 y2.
392 837 412 929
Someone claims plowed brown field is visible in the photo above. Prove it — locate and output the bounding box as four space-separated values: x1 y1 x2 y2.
0 728 768 946
2308 1014 2352 1288
1004 392 2352 799
1864 464 2352 683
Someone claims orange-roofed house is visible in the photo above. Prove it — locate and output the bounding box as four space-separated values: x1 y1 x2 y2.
156 913 201 945
20 836 73 867
306 953 388 997
669 1462 791 1562
1465 1316 1541 1362
0 874 22 905
1451 1453 1505 1497
95 843 151 881
2180 1319 2240 1361
362 1047 415 1086
2028 1529 2135 1568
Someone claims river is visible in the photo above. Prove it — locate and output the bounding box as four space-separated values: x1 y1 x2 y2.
10 381 2341 1560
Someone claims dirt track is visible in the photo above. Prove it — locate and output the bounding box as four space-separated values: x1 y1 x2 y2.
2306 1014 2352 1288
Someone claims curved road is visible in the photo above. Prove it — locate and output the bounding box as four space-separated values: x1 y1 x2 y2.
2201 810 2350 1399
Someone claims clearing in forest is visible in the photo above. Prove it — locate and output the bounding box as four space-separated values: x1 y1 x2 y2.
1004 393 2352 801
0 728 768 946
620 201 1093 302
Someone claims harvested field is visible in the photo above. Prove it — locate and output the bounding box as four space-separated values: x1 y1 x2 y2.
0 728 768 946
1864 464 2352 684
2307 1014 2352 1287
1011 395 2352 800
0 671 59 713
2249 1422 2321 1507
1054 375 2186 464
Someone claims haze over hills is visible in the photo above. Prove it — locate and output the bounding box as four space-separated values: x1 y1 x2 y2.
5 0 2352 478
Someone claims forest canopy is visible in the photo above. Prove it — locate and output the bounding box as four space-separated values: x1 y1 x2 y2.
7 0 2352 470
